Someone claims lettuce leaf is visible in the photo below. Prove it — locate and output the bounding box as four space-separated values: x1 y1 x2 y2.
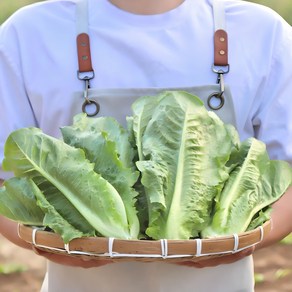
0 177 44 225
2 128 133 240
130 94 165 161
202 138 292 237
61 114 140 238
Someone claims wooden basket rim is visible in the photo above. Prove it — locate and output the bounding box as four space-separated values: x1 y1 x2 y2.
18 220 271 262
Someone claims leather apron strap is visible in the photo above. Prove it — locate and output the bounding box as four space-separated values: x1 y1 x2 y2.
213 0 229 68
75 0 230 76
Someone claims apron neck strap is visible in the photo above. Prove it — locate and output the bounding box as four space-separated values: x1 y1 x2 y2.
76 0 94 79
212 0 229 71
76 0 89 35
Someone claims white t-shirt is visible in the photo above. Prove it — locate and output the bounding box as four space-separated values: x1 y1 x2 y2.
1 0 292 170
0 0 292 291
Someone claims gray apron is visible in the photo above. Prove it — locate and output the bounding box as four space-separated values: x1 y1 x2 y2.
42 0 254 291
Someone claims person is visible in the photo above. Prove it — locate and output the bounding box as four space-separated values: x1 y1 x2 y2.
0 0 292 291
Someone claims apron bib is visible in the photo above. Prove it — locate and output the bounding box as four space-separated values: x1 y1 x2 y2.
72 85 236 128
42 1 254 291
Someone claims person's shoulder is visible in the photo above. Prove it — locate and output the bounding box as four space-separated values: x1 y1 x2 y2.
221 0 291 38
5 0 77 16
1 0 77 31
223 0 289 26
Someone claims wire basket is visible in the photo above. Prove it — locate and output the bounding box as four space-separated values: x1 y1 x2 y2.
18 220 271 262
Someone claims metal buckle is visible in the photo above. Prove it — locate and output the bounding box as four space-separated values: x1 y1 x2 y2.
207 64 229 110
207 92 225 110
77 70 95 81
212 64 230 75
78 71 100 117
82 98 100 117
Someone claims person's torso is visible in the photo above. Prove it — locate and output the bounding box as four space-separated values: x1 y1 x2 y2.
0 0 281 140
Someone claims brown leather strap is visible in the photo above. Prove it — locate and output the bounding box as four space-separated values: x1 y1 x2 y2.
19 220 271 262
77 33 94 74
76 30 228 76
214 29 228 67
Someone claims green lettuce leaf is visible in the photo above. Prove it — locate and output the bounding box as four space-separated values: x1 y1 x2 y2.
61 114 140 239
32 178 91 243
32 176 97 239
0 177 44 225
2 128 133 239
202 138 292 237
130 94 165 160
0 176 88 242
246 208 272 231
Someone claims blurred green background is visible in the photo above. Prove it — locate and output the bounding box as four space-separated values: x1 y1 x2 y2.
0 0 292 24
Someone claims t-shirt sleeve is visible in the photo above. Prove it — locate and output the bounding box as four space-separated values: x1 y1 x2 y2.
0 25 38 179
252 21 292 165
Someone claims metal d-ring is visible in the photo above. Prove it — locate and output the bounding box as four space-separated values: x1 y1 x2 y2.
207 92 225 110
82 99 100 117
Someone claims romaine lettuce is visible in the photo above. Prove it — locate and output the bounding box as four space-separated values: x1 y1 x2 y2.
201 138 292 237
61 114 140 239
0 91 291 242
134 91 240 239
2 128 134 241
